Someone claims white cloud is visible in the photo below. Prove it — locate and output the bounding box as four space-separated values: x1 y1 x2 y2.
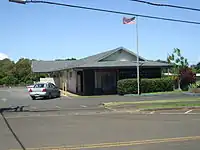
0 52 9 60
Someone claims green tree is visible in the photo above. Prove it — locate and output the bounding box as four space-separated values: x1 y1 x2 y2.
0 58 48 86
194 62 200 73
0 58 16 85
55 58 76 61
167 48 189 89
14 58 32 84
167 48 189 68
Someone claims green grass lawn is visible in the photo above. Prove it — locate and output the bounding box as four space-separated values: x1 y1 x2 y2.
125 90 182 96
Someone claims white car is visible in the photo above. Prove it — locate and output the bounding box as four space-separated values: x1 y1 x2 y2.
28 82 60 100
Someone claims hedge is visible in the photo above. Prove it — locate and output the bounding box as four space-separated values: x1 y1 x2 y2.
117 78 173 95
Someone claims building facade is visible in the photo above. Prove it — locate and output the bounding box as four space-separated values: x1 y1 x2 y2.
32 47 172 95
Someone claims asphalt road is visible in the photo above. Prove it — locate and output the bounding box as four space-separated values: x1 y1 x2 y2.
1 112 200 150
1 87 200 150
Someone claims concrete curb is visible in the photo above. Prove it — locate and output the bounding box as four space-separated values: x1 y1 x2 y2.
60 90 79 97
140 106 200 111
182 92 200 96
60 90 113 98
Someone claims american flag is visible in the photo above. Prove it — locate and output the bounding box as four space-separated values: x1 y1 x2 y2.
123 17 136 24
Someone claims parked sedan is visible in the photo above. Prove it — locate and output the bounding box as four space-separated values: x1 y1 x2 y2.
28 82 60 100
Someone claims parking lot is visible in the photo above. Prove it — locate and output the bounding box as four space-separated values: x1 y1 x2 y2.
0 87 195 111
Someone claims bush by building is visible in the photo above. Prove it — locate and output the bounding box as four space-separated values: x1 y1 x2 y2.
117 78 173 95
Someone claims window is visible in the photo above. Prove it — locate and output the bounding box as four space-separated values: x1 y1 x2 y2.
47 83 52 88
34 84 45 88
119 71 136 79
51 83 56 88
48 83 56 88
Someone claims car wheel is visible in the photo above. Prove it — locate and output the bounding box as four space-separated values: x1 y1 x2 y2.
48 93 52 99
31 96 36 100
57 92 61 98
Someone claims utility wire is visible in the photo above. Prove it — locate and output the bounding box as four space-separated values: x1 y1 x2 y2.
26 0 200 25
130 0 200 12
0 112 26 150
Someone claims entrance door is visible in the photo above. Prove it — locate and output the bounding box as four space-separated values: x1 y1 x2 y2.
95 71 116 94
102 72 116 94
77 71 83 94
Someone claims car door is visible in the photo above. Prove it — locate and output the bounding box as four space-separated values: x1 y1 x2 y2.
46 83 53 96
50 83 57 97
52 83 60 97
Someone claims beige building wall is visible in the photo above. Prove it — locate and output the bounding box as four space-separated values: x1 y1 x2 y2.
59 70 68 91
67 70 77 93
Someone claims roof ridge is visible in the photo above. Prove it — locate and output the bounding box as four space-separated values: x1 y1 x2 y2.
97 47 147 62
120 47 147 61
68 47 124 68
96 47 122 62
79 47 121 60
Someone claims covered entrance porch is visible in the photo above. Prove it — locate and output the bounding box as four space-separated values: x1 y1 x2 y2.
76 67 162 96
76 69 117 96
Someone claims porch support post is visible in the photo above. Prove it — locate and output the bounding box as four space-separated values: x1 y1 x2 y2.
83 70 85 95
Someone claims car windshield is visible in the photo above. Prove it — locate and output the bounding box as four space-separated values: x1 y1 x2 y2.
34 84 45 88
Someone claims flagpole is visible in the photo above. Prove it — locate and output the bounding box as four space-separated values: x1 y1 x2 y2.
136 16 140 95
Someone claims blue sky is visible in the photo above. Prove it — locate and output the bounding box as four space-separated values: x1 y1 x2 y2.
1 0 200 65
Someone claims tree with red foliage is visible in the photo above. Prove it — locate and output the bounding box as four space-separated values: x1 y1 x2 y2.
179 67 196 90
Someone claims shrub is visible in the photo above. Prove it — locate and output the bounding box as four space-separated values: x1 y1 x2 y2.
117 79 137 95
189 82 200 89
189 82 200 93
117 78 173 95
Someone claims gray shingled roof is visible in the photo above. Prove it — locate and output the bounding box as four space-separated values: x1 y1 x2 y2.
32 47 172 73
79 47 146 63
76 61 171 69
32 60 74 73
60 47 146 69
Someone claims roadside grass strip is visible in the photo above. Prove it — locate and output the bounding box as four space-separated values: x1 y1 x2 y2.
125 90 182 96
137 102 200 111
103 97 200 107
